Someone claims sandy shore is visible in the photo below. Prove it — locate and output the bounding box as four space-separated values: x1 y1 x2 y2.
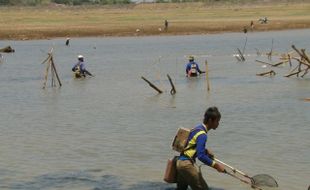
1 2 310 40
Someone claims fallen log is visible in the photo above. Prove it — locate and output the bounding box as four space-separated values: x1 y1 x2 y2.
141 76 163 94
0 46 15 53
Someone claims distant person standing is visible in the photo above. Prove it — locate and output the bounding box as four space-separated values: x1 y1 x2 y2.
250 20 254 31
65 38 70 46
164 20 169 31
243 26 248 33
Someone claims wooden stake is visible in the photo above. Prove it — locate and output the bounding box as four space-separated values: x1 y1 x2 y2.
42 57 51 89
205 60 210 92
50 55 62 87
237 48 245 61
167 74 176 95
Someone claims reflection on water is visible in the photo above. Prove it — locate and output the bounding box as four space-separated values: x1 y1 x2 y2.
0 29 310 190
2 169 226 190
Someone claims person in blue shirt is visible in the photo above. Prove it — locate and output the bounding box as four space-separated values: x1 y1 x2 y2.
72 55 93 78
185 56 204 77
176 107 225 190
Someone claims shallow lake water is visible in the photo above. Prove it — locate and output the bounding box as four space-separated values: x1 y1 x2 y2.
0 29 309 190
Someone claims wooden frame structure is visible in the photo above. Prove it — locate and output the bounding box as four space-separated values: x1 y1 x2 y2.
41 48 62 89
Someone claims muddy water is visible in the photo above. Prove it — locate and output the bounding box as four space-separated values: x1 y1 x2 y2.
0 29 309 190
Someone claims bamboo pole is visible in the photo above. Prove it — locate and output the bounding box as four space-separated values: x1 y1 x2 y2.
205 60 210 92
50 55 62 87
42 57 51 89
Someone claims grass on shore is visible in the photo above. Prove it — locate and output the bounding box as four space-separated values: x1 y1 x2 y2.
1 2 310 40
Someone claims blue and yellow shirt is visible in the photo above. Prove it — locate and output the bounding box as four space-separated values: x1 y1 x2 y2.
179 123 215 167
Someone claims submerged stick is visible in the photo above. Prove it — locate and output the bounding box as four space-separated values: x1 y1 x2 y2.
167 74 176 95
255 60 274 66
267 39 274 60
272 60 288 67
237 48 245 61
242 37 247 55
256 70 276 76
141 76 163 94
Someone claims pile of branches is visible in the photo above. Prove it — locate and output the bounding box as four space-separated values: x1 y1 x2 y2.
255 45 310 78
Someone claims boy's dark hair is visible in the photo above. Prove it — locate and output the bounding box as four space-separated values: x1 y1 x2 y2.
203 106 221 124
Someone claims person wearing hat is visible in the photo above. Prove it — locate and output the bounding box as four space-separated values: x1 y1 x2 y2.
185 56 204 77
176 107 225 190
72 55 93 78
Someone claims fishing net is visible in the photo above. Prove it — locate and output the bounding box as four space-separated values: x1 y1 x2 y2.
251 174 278 188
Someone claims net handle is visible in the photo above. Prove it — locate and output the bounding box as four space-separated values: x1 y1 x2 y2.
223 169 263 190
214 158 251 178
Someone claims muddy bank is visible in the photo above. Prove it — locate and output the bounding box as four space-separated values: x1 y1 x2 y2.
1 2 310 40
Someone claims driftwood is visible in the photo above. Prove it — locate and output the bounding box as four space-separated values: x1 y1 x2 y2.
255 60 276 67
292 45 310 63
41 48 62 89
167 74 176 95
284 69 307 77
255 59 287 67
255 44 310 78
0 46 15 53
283 45 310 78
256 70 276 76
141 76 163 94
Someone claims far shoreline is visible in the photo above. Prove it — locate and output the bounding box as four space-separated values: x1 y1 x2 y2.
1 2 310 40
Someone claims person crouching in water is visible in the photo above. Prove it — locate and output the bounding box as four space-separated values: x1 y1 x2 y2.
176 106 225 190
72 55 93 78
185 56 204 77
